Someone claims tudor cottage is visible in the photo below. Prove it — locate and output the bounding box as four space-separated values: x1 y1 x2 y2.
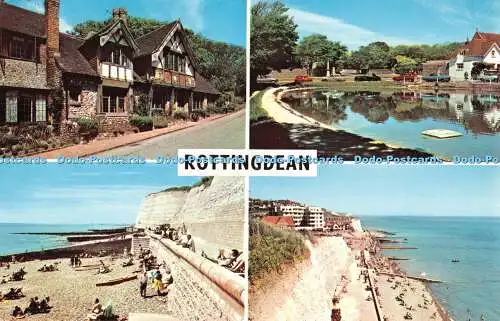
0 0 220 131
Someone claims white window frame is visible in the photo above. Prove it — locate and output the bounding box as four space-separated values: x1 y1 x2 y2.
6 91 18 123
35 95 47 122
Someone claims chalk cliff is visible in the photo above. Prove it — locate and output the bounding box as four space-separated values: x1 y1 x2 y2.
136 177 244 251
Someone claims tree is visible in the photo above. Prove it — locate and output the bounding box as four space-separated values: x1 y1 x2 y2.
250 1 299 88
393 55 417 74
344 51 368 72
294 34 347 76
295 34 329 75
72 16 165 39
359 42 392 69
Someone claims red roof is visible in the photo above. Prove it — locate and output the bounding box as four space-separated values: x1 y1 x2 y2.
262 216 295 227
458 31 500 57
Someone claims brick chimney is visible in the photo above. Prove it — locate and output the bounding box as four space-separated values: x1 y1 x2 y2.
112 8 128 23
45 0 60 88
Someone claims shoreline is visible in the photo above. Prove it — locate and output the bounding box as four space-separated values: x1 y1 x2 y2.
0 236 131 263
361 229 454 321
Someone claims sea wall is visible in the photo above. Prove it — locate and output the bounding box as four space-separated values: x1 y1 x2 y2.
135 177 245 253
148 235 245 321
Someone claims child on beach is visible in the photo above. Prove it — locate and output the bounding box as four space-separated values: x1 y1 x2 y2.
153 269 163 296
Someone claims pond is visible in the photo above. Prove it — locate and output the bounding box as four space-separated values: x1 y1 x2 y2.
281 89 500 159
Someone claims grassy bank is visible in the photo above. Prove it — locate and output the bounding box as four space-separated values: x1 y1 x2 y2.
249 218 309 284
304 80 406 92
249 90 269 122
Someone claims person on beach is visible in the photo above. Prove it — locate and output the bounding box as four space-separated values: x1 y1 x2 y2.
39 297 51 313
12 306 24 318
92 298 103 314
24 297 39 315
139 272 148 298
162 270 174 293
154 269 163 296
230 251 246 273
183 234 196 252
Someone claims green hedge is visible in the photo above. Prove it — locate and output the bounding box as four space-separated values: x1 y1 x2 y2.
191 110 207 118
129 115 153 132
153 116 169 129
173 111 188 121
77 117 99 138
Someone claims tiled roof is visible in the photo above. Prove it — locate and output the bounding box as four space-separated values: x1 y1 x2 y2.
262 216 295 227
57 33 98 76
0 2 46 38
194 73 220 95
457 31 500 57
476 32 500 43
136 22 177 56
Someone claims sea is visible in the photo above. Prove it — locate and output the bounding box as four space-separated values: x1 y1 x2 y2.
362 216 500 321
0 223 129 256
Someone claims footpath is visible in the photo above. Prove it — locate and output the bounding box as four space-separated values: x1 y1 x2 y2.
33 110 243 158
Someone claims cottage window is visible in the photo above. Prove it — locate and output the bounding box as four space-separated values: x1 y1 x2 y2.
18 95 33 123
9 36 34 60
164 50 186 73
492 50 496 58
35 95 47 122
112 49 121 65
5 92 17 123
69 88 81 102
457 63 464 71
167 52 173 70
102 90 126 113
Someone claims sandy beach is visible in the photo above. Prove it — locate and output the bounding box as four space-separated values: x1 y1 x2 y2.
351 232 450 321
0 255 172 321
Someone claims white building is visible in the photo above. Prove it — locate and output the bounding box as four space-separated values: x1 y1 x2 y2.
280 205 324 230
448 31 500 81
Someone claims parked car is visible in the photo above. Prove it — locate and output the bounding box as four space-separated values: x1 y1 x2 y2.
392 72 418 82
294 75 313 83
422 74 450 82
354 73 381 81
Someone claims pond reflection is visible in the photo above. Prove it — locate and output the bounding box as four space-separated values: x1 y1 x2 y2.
282 89 500 158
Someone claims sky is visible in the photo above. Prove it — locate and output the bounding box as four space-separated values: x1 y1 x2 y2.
250 165 500 217
0 164 201 224
5 0 247 46
254 0 500 49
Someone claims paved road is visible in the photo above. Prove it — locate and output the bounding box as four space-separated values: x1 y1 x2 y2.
99 110 245 157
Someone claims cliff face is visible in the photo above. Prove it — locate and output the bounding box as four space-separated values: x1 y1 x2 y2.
136 177 244 251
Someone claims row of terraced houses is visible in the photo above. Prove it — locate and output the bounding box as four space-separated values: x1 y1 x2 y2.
0 0 220 131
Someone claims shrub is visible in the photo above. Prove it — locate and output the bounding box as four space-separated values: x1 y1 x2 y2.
249 218 309 283
153 116 169 129
234 96 245 104
0 134 21 148
173 111 188 121
207 106 227 114
191 110 207 118
134 94 150 116
250 91 269 123
190 113 199 122
77 117 99 138
129 115 153 132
